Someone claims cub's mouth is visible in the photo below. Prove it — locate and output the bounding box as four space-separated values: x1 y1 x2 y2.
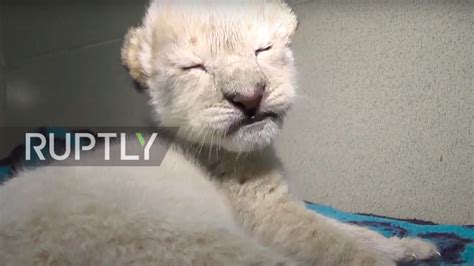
227 112 281 135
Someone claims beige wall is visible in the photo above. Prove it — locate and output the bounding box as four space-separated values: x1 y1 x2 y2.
277 0 473 224
1 1 472 224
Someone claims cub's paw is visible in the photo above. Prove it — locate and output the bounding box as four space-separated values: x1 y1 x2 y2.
386 237 440 263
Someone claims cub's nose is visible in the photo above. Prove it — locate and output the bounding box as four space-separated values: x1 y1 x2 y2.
225 83 265 118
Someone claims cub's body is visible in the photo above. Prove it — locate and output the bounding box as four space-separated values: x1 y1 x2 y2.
0 143 278 265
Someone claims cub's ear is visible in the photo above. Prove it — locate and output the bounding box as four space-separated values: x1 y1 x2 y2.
271 1 299 44
286 19 299 44
286 11 299 42
121 27 148 89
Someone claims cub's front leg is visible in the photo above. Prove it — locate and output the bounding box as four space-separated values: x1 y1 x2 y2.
217 170 393 266
215 165 438 265
317 214 440 263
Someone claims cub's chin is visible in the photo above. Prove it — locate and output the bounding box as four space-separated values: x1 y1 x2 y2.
177 113 284 153
222 117 282 153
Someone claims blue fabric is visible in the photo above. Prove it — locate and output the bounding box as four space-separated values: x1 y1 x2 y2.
0 166 11 184
1 127 473 265
306 203 474 265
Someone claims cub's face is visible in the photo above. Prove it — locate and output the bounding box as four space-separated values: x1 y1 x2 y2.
122 0 298 152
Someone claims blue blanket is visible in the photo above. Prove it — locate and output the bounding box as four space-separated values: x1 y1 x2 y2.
306 203 473 265
1 127 473 265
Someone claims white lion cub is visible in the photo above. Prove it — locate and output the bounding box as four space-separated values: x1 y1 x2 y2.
0 0 439 265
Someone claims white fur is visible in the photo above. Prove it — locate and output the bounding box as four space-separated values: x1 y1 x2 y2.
0 1 439 265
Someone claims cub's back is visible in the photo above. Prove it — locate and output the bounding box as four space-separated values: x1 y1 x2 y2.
0 145 237 265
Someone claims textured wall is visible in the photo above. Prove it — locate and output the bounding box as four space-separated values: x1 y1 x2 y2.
3 1 149 128
0 4 7 156
0 3 5 127
277 0 473 224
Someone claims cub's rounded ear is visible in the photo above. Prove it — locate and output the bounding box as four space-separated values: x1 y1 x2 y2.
272 2 299 45
293 20 300 37
121 27 148 89
287 12 299 42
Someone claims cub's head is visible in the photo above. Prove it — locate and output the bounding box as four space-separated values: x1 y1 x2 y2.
122 0 298 152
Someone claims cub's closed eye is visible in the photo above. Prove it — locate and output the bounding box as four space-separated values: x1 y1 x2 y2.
181 64 207 72
255 45 272 56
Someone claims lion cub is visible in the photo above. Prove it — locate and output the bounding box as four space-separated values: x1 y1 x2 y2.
0 1 438 265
